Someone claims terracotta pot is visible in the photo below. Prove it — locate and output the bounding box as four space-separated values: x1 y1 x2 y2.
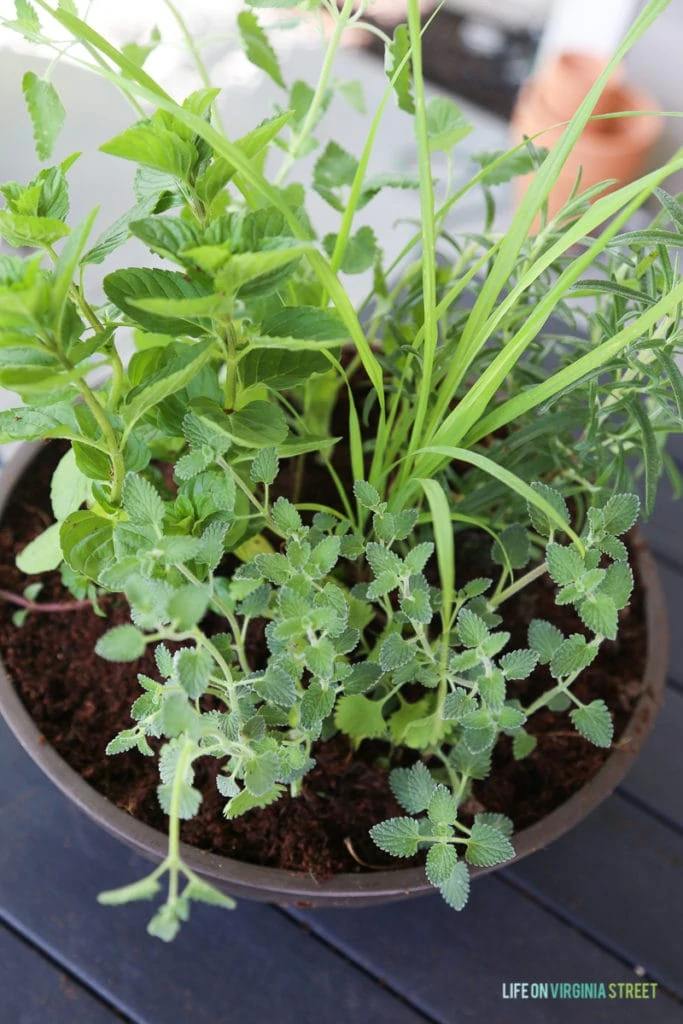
511 52 661 222
0 442 669 907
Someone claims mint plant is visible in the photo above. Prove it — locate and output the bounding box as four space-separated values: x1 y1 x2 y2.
0 0 681 939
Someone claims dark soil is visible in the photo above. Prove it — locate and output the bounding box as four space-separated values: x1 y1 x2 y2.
0 442 647 876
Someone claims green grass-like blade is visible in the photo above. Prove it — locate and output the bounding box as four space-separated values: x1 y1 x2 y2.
415 446 585 552
416 478 454 627
466 279 683 445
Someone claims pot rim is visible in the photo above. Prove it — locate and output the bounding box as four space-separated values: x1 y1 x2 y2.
0 442 669 903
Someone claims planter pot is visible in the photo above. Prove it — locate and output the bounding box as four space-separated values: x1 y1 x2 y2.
0 442 669 907
511 52 661 221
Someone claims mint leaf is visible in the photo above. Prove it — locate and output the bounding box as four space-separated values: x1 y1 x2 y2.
425 96 472 152
427 785 457 827
51 449 90 521
324 226 378 274
512 730 537 759
389 762 436 814
344 661 382 695
155 644 174 678
271 497 302 536
245 750 280 797
157 779 201 819
602 493 640 537
500 649 538 680
466 822 515 867
101 123 197 182
528 619 564 664
313 141 358 211
96 624 146 662
426 843 458 885
353 480 382 510
255 552 291 585
474 812 514 837
174 647 213 698
105 729 139 755
98 875 161 905
578 593 618 640
237 10 285 89
547 543 584 586
255 665 298 708
379 632 413 671
223 785 284 819
457 608 489 648
22 72 65 160
527 482 569 537
439 860 470 910
184 878 236 910
550 634 597 679
308 535 340 578
570 699 613 748
498 705 526 731
599 560 633 610
472 146 548 186
16 522 63 574
250 447 279 485
385 24 414 114
335 694 386 741
370 816 420 857
123 473 165 529
366 542 402 579
0 210 69 248
300 682 335 731
168 584 209 631
492 523 530 570
404 542 434 574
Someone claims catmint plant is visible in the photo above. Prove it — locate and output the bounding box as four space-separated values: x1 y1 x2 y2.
0 0 680 939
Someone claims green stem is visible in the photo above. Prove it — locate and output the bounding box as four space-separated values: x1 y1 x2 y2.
48 248 126 414
274 0 356 185
76 375 126 503
163 0 227 134
167 741 195 901
491 560 548 608
400 0 438 489
216 457 286 539
223 329 238 411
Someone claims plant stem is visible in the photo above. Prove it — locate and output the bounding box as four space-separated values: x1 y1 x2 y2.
401 0 438 488
223 328 238 411
274 0 356 185
78 378 126 503
491 560 548 608
167 740 195 902
0 590 91 613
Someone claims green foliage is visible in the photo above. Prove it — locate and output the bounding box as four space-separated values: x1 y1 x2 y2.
0 0 676 940
22 71 65 160
369 817 421 857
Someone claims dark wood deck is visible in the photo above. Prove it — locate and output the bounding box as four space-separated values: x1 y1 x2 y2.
0 439 681 1024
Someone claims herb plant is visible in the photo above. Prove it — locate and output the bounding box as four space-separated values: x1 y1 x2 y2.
0 0 681 940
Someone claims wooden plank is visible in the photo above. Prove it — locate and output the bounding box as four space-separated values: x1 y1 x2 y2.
0 920 120 1024
0 721 428 1024
292 875 678 1024
619 684 683 832
508 795 683 995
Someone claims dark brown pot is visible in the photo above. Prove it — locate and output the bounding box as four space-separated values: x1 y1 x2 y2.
0 442 669 907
